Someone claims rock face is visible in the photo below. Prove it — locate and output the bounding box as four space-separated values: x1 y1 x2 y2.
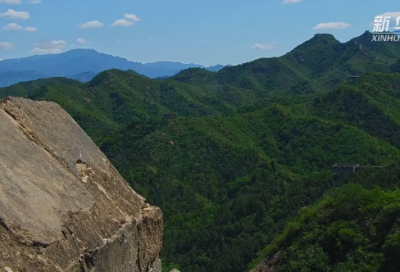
0 97 163 272
249 251 281 272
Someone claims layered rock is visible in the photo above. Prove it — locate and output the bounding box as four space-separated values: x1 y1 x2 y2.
0 97 163 272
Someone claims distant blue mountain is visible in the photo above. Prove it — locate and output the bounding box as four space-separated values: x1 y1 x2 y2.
205 64 225 72
0 70 47 87
143 61 204 70
0 49 225 87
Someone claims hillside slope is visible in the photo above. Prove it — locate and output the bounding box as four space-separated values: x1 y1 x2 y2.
174 32 400 95
1 33 400 272
3 72 400 272
250 173 400 272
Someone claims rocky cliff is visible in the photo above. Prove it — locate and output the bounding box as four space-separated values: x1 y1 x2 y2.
0 97 163 272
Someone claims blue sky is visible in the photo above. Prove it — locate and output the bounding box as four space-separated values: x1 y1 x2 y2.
0 0 399 65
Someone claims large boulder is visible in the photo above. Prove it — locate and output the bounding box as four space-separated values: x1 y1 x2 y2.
0 97 163 272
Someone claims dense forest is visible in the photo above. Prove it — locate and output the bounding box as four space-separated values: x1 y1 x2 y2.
250 165 400 272
2 31 400 272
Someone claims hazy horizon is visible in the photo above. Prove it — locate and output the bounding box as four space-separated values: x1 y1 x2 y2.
0 30 375 67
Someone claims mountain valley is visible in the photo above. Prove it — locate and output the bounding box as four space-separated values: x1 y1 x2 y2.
2 31 400 272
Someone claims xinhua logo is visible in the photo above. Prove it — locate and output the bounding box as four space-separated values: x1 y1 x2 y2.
372 16 400 42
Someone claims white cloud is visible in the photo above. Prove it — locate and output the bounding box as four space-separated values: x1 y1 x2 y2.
0 9 29 19
376 12 400 20
112 13 141 27
252 42 276 50
32 40 66 54
78 20 104 29
0 0 21 4
0 59 3 61
24 26 37 31
313 22 351 30
282 0 304 4
112 19 134 27
29 0 41 4
77 38 86 43
3 22 21 30
124 13 141 22
3 23 37 31
0 42 13 50
76 38 92 44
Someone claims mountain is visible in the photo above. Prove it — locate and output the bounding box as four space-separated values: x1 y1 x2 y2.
0 97 163 272
206 64 225 72
174 31 400 94
250 173 400 272
0 70 47 87
2 32 400 272
0 49 225 87
143 61 204 70
68 71 99 82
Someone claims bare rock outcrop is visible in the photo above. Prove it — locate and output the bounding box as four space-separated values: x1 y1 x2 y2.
0 97 163 272
249 251 281 272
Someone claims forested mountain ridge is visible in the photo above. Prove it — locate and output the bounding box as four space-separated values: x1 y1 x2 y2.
2 32 400 272
0 69 260 142
249 166 400 272
174 31 400 94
